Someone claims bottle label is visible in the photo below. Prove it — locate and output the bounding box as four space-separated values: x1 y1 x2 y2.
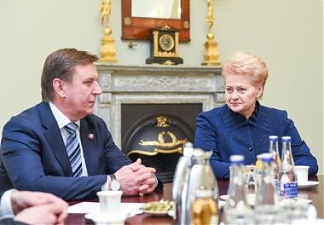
279 182 298 199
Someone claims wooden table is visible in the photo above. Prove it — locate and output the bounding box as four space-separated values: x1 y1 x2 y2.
66 175 323 225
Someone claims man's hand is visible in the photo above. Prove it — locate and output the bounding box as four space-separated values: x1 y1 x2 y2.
14 203 67 225
11 191 68 224
115 158 158 196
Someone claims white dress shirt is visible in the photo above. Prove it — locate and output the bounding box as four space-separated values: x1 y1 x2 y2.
49 102 88 176
0 189 14 219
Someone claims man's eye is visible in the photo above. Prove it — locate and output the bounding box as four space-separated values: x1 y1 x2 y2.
84 80 94 86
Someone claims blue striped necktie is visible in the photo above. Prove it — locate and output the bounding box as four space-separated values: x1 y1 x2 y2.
65 123 82 177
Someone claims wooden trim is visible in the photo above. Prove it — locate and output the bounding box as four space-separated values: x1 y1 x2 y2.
121 0 190 42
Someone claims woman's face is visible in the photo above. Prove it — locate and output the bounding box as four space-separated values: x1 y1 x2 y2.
224 73 263 118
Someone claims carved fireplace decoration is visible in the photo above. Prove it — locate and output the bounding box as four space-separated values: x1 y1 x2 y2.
123 115 190 183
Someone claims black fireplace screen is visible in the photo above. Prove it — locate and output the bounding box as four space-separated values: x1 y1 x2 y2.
121 103 202 183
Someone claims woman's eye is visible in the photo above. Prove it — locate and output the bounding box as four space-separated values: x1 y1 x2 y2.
238 88 246 94
226 88 233 94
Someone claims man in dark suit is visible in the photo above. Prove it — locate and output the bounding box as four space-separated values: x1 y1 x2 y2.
0 48 163 201
0 189 67 225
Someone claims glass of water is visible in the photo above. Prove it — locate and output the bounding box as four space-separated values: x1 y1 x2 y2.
245 165 257 195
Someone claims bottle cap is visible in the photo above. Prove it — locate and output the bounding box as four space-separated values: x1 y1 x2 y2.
260 153 273 162
230 155 244 164
282 136 291 142
269 135 278 141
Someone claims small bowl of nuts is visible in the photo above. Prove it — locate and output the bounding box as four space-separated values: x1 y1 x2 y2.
140 200 174 216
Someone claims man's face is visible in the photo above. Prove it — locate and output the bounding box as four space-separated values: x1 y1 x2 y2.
62 63 102 121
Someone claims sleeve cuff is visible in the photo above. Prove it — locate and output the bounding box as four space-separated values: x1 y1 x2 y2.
0 189 15 219
152 174 158 189
101 176 110 191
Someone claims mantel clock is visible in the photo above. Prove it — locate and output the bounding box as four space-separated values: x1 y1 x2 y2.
146 25 183 65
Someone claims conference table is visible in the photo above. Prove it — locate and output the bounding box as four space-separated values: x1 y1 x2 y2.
66 175 323 225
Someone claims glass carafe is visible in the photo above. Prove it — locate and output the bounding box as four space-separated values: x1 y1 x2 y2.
172 142 193 224
183 149 219 225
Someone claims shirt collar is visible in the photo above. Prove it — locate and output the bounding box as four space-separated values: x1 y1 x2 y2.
223 101 261 128
49 102 80 129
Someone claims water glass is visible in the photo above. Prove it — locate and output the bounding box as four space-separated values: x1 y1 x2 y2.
280 200 309 222
245 165 257 195
254 205 288 224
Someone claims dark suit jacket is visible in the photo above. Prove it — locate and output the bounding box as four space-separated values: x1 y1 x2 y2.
0 102 162 200
0 218 28 225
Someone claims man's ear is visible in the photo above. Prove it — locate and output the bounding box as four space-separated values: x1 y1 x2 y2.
53 78 66 97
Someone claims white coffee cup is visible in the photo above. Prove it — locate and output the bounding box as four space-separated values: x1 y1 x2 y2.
295 165 309 184
97 190 122 215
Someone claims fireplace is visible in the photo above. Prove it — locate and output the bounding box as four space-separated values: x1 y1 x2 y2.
94 63 224 183
121 103 202 183
121 103 202 145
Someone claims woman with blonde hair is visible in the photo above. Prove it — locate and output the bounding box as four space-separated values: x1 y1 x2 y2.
194 51 318 179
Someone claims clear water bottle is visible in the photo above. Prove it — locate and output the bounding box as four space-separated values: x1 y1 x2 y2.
254 153 286 224
269 135 280 193
255 153 279 206
224 155 254 224
279 136 298 200
172 142 193 224
255 153 265 192
185 149 219 225
268 135 280 180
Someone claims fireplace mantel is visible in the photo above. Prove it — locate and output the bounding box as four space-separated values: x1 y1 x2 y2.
94 63 225 148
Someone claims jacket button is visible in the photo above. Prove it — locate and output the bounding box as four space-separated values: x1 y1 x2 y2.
248 146 253 151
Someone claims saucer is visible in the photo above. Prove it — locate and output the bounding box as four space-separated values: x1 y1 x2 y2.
298 181 319 189
142 209 170 217
84 211 127 224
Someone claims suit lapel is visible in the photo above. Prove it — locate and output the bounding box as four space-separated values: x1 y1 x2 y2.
39 102 73 176
80 117 100 175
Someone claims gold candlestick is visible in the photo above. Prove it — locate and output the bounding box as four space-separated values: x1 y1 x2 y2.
202 0 220 66
99 0 117 63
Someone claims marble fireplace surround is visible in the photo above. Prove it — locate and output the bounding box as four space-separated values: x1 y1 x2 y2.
94 63 225 148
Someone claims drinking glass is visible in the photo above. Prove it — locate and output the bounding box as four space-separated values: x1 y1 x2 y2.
245 165 257 195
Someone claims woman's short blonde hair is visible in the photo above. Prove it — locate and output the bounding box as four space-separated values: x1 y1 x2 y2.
222 51 269 88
